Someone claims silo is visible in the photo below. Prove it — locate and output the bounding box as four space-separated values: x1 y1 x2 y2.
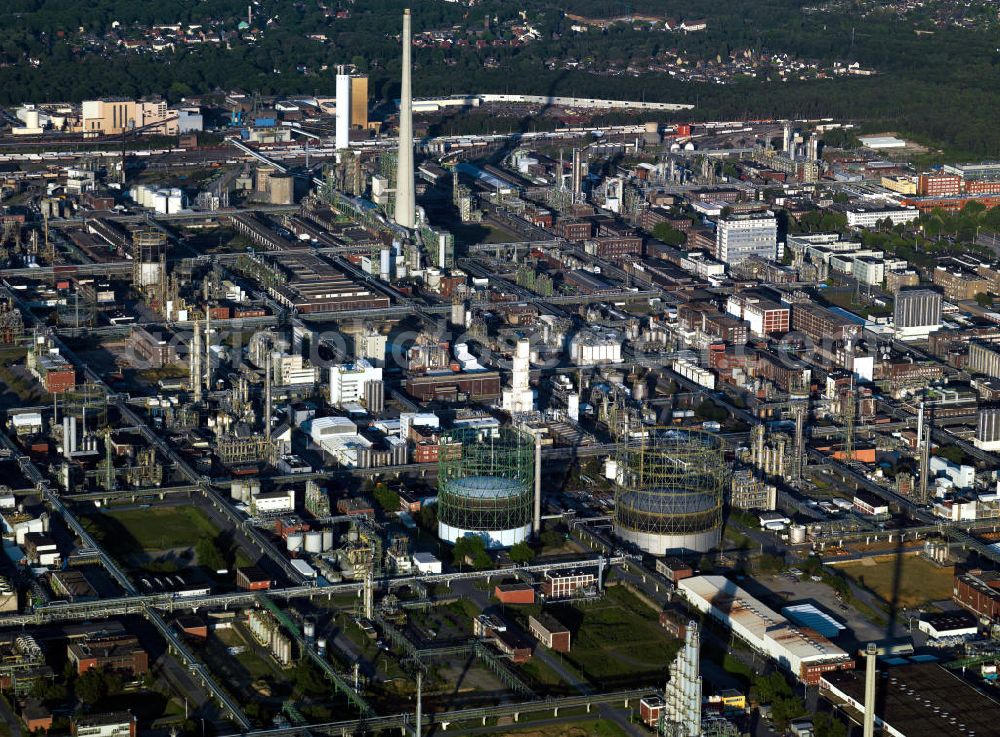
613 429 726 554
317 638 327 656
437 426 534 549
789 524 806 544
321 529 335 552
286 533 304 553
303 620 316 641
304 531 323 554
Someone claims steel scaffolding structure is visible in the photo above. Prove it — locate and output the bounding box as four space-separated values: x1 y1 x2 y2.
437 426 535 548
613 429 726 554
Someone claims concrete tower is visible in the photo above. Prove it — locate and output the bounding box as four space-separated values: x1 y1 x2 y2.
502 338 534 414
393 9 416 229
335 66 351 151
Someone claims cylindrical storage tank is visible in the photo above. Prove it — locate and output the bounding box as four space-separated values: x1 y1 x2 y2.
24 109 40 129
304 620 316 640
613 429 725 555
286 533 304 553
304 531 323 554
437 426 534 549
276 637 291 665
269 174 294 205
317 637 327 655
789 524 806 544
629 372 647 401
321 529 335 552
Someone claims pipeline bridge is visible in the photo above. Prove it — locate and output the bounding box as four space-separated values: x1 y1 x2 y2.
0 555 623 628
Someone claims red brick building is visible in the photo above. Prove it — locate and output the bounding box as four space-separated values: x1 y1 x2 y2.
954 569 1000 621
236 566 272 591
494 583 536 605
67 636 148 676
528 613 571 653
404 371 501 403
541 570 596 600
918 173 962 196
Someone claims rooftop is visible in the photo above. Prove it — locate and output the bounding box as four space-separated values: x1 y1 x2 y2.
822 663 1000 737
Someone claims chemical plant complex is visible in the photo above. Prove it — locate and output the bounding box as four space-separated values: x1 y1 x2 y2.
2 7 1000 737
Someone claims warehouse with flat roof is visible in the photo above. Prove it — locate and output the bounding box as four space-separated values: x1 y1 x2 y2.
821 663 1000 737
679 575 854 684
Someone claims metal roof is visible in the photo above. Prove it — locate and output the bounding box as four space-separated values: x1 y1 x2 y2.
445 475 526 500
782 603 846 639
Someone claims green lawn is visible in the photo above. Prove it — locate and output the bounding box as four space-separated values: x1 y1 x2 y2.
84 505 221 555
518 585 680 687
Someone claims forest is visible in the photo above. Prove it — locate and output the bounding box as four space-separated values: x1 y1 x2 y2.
0 0 998 157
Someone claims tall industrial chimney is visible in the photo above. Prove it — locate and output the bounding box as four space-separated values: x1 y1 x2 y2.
863 642 877 737
393 9 416 229
335 65 351 151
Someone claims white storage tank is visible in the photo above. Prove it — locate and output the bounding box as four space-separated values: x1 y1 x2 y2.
789 524 806 545
321 529 335 552
304 531 323 554
303 620 316 640
317 637 327 655
286 533 304 553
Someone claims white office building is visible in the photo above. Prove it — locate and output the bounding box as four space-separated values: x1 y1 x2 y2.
852 257 886 286
715 211 778 265
842 203 920 228
329 359 382 407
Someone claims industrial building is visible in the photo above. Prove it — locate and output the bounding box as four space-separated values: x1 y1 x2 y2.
953 569 1000 622
820 663 1000 737
67 636 148 677
437 425 535 548
679 575 854 684
894 288 943 340
528 613 571 652
725 292 790 336
715 211 777 265
976 407 1000 451
613 429 726 554
72 712 137 737
541 569 597 599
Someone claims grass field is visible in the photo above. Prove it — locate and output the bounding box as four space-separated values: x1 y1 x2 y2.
84 505 221 557
528 585 680 687
837 555 955 608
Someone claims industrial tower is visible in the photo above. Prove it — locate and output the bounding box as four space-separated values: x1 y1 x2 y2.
661 620 702 736
918 401 932 505
393 9 416 229
501 338 535 414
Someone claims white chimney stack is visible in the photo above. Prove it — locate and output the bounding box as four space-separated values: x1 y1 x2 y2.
393 9 415 229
